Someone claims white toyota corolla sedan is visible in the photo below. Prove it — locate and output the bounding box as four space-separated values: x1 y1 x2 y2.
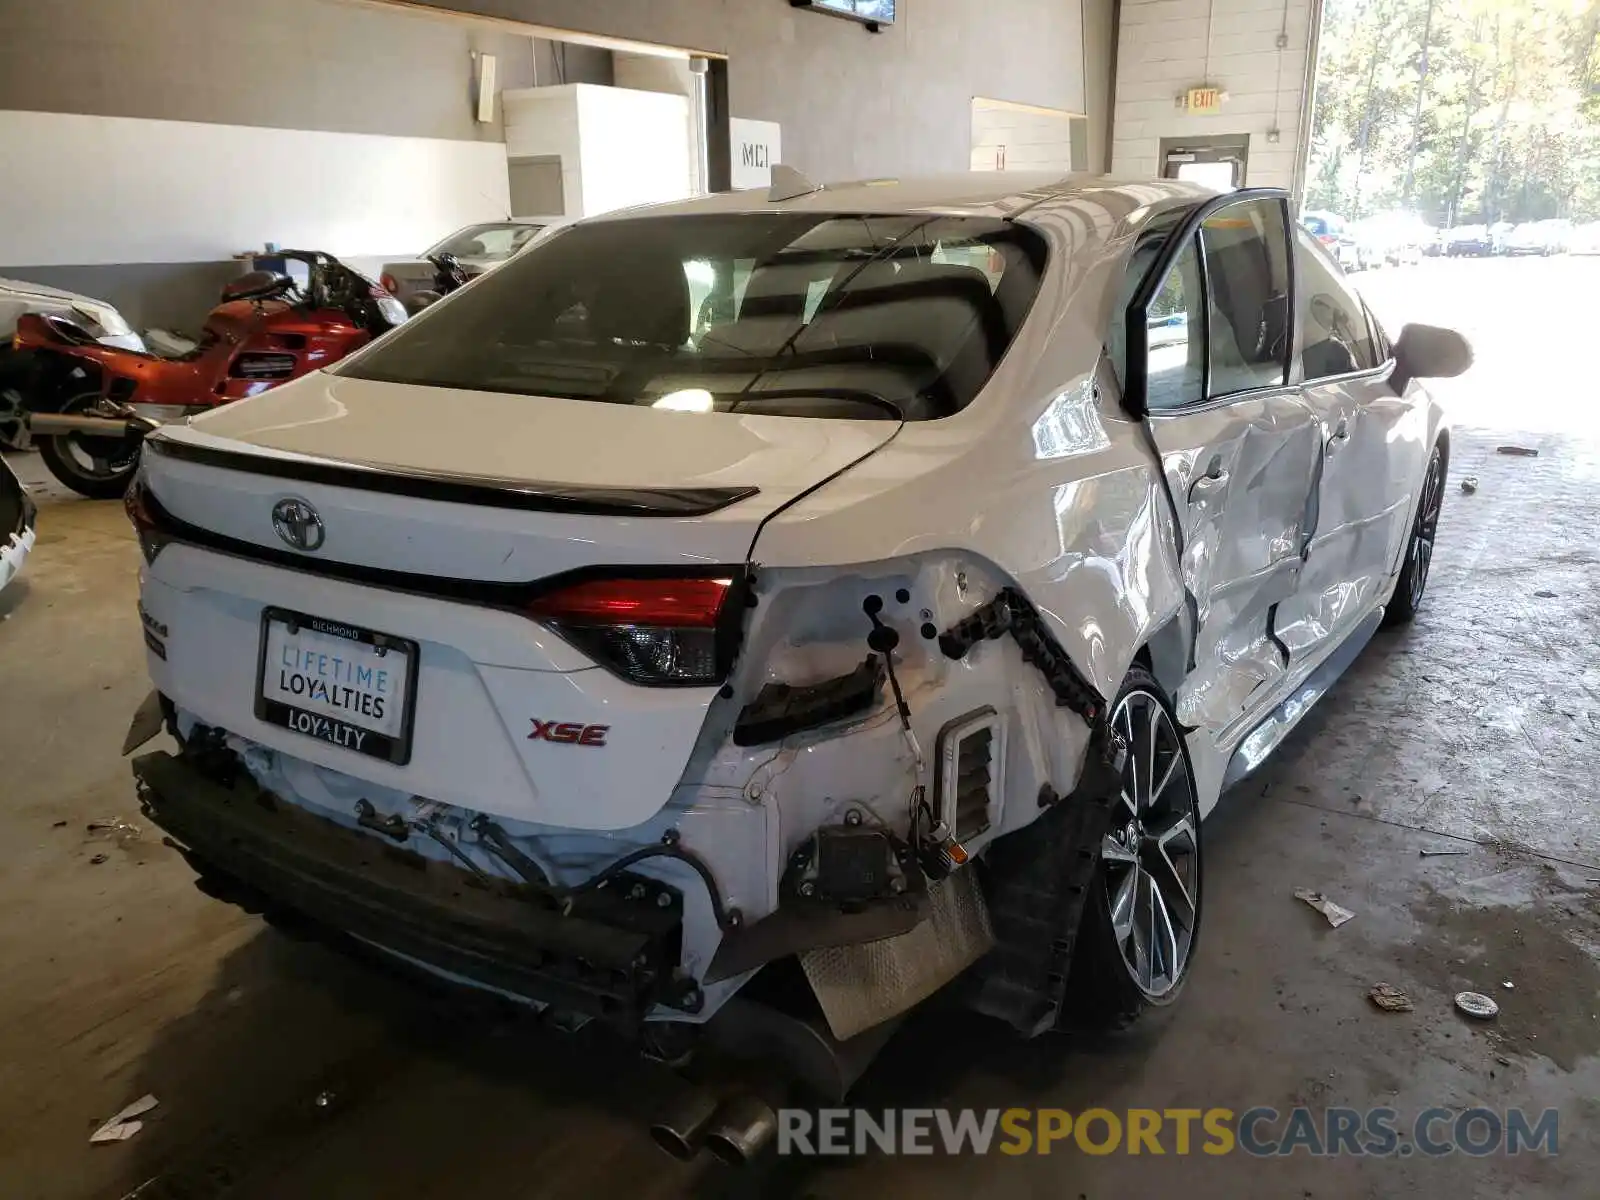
123 172 1468 1158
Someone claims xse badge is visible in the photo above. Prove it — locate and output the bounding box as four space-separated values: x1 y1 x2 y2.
529 719 610 747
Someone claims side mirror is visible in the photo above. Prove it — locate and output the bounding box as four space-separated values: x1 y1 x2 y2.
1392 323 1471 389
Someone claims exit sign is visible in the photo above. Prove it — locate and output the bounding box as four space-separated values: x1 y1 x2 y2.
1186 87 1224 114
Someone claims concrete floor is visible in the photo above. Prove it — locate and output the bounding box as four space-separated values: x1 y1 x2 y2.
1 257 1597 1199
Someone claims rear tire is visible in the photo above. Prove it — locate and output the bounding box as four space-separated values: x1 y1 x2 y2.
1064 666 1203 1030
1383 441 1446 626
35 391 142 499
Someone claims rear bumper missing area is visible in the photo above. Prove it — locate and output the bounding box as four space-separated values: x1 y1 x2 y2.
132 750 685 1024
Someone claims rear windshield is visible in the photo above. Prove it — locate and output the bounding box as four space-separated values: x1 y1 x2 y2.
425 223 544 260
1301 215 1333 237
346 213 1047 421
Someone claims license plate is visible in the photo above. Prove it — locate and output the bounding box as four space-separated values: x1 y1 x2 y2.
255 607 418 764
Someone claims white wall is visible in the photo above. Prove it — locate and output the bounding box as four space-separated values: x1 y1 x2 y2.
612 53 701 194
503 87 585 218
969 98 1086 173
0 108 511 266
1111 0 1314 190
575 85 693 216
503 84 692 218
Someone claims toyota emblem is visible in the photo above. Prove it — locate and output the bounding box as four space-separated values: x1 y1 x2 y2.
271 497 325 552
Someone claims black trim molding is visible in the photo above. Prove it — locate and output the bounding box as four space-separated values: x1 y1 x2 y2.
145 435 760 518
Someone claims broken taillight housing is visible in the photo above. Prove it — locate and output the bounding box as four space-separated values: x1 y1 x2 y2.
526 576 735 687
124 473 172 565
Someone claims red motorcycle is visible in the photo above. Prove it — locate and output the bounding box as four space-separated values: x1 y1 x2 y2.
15 250 405 498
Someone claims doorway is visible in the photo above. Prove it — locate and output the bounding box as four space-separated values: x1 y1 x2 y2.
1159 134 1251 190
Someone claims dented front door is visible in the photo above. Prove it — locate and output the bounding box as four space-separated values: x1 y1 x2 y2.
1273 231 1420 664
1133 196 1322 742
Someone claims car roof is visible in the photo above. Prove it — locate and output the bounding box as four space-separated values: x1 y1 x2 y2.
585 171 1212 223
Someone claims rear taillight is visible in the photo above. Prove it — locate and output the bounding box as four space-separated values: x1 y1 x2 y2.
526 576 735 687
124 474 171 565
380 273 401 294
1318 233 1336 244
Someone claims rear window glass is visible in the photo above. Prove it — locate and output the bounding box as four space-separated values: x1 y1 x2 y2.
1300 215 1332 237
425 223 544 260
346 213 1047 421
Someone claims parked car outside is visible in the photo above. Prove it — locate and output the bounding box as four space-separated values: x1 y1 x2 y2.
379 219 561 300
1538 218 1574 254
1445 225 1493 256
1300 210 1363 270
1503 222 1553 256
1569 221 1600 254
123 175 1469 1154
1489 221 1516 254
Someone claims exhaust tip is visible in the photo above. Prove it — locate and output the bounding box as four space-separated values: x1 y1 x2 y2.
648 1088 721 1162
702 1130 750 1168
700 1093 779 1167
649 1123 701 1162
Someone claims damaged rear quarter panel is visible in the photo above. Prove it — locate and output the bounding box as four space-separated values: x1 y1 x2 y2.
747 213 1189 716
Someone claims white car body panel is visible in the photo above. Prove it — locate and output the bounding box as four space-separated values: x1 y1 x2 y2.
130 173 1453 1023
0 276 145 351
1 457 34 595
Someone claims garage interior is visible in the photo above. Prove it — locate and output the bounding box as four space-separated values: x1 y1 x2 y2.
2 0 1597 1197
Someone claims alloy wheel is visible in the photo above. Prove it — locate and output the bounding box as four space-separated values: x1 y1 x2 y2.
0 387 29 451
1100 689 1200 999
1408 448 1444 610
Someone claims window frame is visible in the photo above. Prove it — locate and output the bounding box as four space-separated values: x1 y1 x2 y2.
1289 228 1398 387
1121 188 1297 419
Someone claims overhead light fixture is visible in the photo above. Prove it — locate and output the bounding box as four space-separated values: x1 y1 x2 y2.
652 388 715 413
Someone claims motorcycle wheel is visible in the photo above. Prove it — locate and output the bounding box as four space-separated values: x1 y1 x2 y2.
35 391 143 499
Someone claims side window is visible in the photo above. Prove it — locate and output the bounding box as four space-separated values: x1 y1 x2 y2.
1295 228 1379 379
1199 198 1291 397
1144 237 1206 411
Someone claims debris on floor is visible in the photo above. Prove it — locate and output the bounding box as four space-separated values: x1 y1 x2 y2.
1454 991 1500 1020
1533 590 1557 599
1460 476 1479 493
86 817 142 844
90 1095 158 1144
314 1091 334 1109
88 854 108 866
1496 445 1540 457
1420 847 1472 858
51 819 67 829
1502 980 1515 990
1369 983 1414 1013
1294 889 1356 928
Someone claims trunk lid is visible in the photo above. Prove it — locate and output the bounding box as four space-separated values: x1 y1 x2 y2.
153 371 897 576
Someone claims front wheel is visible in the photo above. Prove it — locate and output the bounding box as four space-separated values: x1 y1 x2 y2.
1384 441 1446 626
35 391 143 499
1065 666 1203 1029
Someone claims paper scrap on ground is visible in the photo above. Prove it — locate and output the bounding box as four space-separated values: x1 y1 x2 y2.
90 1095 158 1144
1294 888 1356 928
1369 983 1414 1012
